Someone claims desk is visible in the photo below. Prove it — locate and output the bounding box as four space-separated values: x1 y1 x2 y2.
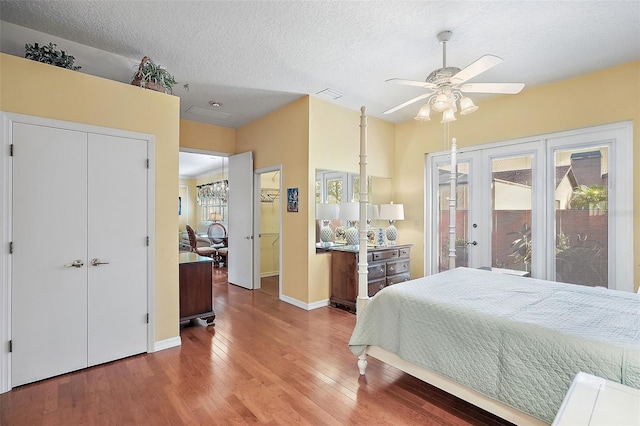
179 252 215 326
552 372 640 425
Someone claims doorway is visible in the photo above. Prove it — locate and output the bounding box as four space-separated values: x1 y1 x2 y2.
255 167 282 298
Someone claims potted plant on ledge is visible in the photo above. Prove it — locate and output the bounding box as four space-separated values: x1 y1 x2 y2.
24 42 81 70
131 56 186 94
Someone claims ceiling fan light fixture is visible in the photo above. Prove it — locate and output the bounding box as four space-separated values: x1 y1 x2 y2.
432 93 450 112
414 104 431 121
441 108 457 123
459 96 479 115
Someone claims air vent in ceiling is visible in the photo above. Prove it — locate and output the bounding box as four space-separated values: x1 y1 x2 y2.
185 105 232 120
316 88 343 100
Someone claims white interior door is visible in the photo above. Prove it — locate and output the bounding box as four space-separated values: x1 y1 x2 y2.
228 151 254 289
87 134 147 366
12 123 89 386
11 123 149 387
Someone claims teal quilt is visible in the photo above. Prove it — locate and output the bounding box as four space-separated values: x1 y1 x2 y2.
348 267 640 423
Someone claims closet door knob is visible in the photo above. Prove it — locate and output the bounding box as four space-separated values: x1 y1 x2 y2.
64 259 84 268
90 258 110 266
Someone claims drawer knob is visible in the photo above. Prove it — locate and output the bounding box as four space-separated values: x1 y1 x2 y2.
379 283 385 290
389 266 394 272
379 268 384 273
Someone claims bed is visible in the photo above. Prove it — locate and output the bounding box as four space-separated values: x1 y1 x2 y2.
348 267 640 424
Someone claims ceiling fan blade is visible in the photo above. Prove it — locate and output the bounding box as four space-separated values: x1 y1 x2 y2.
451 54 503 85
385 78 437 90
460 82 525 94
383 92 433 114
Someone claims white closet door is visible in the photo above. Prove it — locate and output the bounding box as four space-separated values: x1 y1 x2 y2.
87 133 147 366
12 123 89 386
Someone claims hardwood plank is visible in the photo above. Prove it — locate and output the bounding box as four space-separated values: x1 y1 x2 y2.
0 268 513 425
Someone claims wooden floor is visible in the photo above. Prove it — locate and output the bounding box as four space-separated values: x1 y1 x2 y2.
1 268 513 425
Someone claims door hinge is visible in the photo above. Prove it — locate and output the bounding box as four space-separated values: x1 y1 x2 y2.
10 144 13 156
9 242 13 254
146 313 149 324
146 236 149 246
146 159 149 169
9 340 12 353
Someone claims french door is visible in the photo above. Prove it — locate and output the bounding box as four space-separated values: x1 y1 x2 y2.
427 122 633 291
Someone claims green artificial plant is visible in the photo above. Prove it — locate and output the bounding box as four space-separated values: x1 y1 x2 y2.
24 42 81 70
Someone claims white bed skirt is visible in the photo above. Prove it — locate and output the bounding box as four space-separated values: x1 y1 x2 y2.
361 345 547 426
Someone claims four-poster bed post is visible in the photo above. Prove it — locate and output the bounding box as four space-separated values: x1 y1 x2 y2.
356 106 369 314
448 137 457 269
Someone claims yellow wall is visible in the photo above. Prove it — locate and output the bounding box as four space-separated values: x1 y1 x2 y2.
180 118 235 153
1 53 181 341
394 60 640 290
178 178 197 234
308 98 397 301
236 97 310 302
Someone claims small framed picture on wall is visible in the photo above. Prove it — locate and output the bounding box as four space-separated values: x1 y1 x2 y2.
287 187 299 212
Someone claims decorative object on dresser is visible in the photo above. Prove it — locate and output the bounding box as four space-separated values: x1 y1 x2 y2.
379 202 404 245
316 202 340 246
330 244 411 312
339 201 360 245
179 252 215 326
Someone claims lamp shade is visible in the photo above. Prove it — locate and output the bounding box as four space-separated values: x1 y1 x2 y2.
414 104 431 121
316 203 339 220
432 93 450 112
209 212 222 221
441 108 457 123
379 203 404 221
459 96 479 115
338 202 359 221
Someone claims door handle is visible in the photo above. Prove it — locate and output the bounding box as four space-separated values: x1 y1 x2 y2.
466 241 478 246
90 258 110 266
244 236 254 240
64 259 84 268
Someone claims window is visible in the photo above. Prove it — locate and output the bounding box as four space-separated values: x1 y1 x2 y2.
427 122 633 291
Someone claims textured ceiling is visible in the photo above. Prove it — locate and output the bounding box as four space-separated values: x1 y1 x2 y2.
1 1 639 128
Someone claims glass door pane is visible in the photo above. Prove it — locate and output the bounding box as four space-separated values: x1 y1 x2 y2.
491 155 534 274
437 160 470 271
554 146 609 287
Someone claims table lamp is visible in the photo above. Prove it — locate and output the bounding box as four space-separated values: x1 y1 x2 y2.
339 202 360 246
316 203 339 245
379 202 404 245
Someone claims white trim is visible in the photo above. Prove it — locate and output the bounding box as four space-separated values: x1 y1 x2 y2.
279 294 329 311
0 114 13 394
152 336 182 352
0 112 156 393
146 138 157 354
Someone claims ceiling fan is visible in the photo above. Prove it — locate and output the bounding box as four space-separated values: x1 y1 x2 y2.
384 30 525 122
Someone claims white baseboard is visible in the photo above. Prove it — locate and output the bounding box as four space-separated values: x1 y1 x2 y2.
152 336 181 352
260 271 279 278
280 294 329 311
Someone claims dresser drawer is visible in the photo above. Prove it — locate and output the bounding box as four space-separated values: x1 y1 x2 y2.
386 259 410 276
372 249 398 261
398 247 411 259
368 263 386 280
368 278 387 297
387 272 410 285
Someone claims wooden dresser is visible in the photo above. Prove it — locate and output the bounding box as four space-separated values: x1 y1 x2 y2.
179 252 215 326
330 244 412 312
